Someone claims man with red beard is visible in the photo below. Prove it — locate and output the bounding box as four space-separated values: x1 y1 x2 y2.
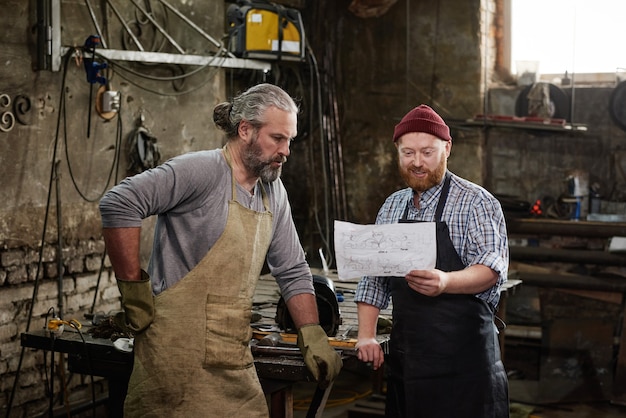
99 83 341 417
354 104 510 417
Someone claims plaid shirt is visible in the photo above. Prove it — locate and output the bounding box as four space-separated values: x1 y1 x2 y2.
354 171 509 311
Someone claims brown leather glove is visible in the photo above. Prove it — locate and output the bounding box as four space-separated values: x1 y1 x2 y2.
113 270 155 334
297 324 343 388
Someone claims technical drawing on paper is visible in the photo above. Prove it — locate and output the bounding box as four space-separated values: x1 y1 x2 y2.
334 220 437 280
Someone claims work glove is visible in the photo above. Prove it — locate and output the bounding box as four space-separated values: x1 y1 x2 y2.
113 270 155 334
297 324 343 388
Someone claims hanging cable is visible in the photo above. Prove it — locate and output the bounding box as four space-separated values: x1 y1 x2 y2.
5 50 74 418
108 58 223 96
61 53 122 203
305 43 333 267
89 102 123 314
429 0 442 103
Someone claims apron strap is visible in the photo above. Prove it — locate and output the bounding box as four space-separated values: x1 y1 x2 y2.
434 171 452 222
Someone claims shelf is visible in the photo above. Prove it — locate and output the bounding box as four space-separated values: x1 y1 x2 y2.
450 116 587 133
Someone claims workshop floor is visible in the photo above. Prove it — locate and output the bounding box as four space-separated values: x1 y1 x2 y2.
291 369 626 418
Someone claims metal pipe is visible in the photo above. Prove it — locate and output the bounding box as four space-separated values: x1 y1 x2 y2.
507 218 626 238
128 0 185 54
54 160 64 319
105 0 145 51
510 246 626 266
156 0 229 53
83 0 108 48
514 271 626 292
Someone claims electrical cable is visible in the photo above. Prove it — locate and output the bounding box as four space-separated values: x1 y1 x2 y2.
293 388 373 410
42 308 56 400
70 320 97 418
429 0 442 103
61 53 122 203
92 0 233 96
405 0 410 110
120 0 169 53
103 0 224 94
5 49 74 418
108 56 215 81
40 318 96 418
136 0 157 26
7 46 115 416
128 0 184 54
108 57 223 96
304 43 334 268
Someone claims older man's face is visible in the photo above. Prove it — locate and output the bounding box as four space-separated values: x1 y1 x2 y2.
242 106 297 182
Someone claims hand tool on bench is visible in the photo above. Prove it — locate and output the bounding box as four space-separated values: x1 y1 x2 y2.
252 330 358 349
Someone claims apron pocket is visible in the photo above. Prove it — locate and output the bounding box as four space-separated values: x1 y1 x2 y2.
204 294 253 369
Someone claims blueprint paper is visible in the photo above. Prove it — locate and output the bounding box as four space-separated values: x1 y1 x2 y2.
333 220 437 280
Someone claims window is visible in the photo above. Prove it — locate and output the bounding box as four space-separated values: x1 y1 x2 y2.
510 0 626 79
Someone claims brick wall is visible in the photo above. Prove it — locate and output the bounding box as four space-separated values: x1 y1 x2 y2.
0 240 121 417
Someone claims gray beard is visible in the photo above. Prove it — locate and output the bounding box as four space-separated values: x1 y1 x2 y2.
259 163 282 183
242 135 283 183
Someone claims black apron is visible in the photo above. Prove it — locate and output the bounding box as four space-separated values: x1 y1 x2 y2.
386 172 509 418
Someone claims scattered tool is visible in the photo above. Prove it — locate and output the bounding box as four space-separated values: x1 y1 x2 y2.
257 332 283 347
252 330 357 349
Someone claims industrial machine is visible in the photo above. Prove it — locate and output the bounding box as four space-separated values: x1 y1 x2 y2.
227 0 306 61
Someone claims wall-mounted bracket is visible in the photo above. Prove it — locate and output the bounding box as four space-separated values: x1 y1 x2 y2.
36 0 62 71
62 47 271 72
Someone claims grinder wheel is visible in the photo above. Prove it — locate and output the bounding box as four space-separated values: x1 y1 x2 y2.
275 275 342 337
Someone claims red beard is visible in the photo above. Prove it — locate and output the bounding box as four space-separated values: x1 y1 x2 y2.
399 156 447 192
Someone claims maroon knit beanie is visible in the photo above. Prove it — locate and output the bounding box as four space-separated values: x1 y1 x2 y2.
392 104 452 142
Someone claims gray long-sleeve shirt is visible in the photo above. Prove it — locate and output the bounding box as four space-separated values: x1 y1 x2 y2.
99 148 314 300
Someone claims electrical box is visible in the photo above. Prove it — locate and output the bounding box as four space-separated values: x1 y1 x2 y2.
227 0 305 62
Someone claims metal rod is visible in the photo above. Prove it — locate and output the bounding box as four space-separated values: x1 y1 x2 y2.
83 0 108 48
54 160 64 319
105 0 145 52
156 0 229 53
87 82 93 138
128 0 185 54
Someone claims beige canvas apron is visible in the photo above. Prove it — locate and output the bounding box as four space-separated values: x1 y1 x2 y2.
124 146 273 417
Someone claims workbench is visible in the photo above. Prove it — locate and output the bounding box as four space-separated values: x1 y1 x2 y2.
20 272 391 418
20 321 344 418
505 217 626 404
